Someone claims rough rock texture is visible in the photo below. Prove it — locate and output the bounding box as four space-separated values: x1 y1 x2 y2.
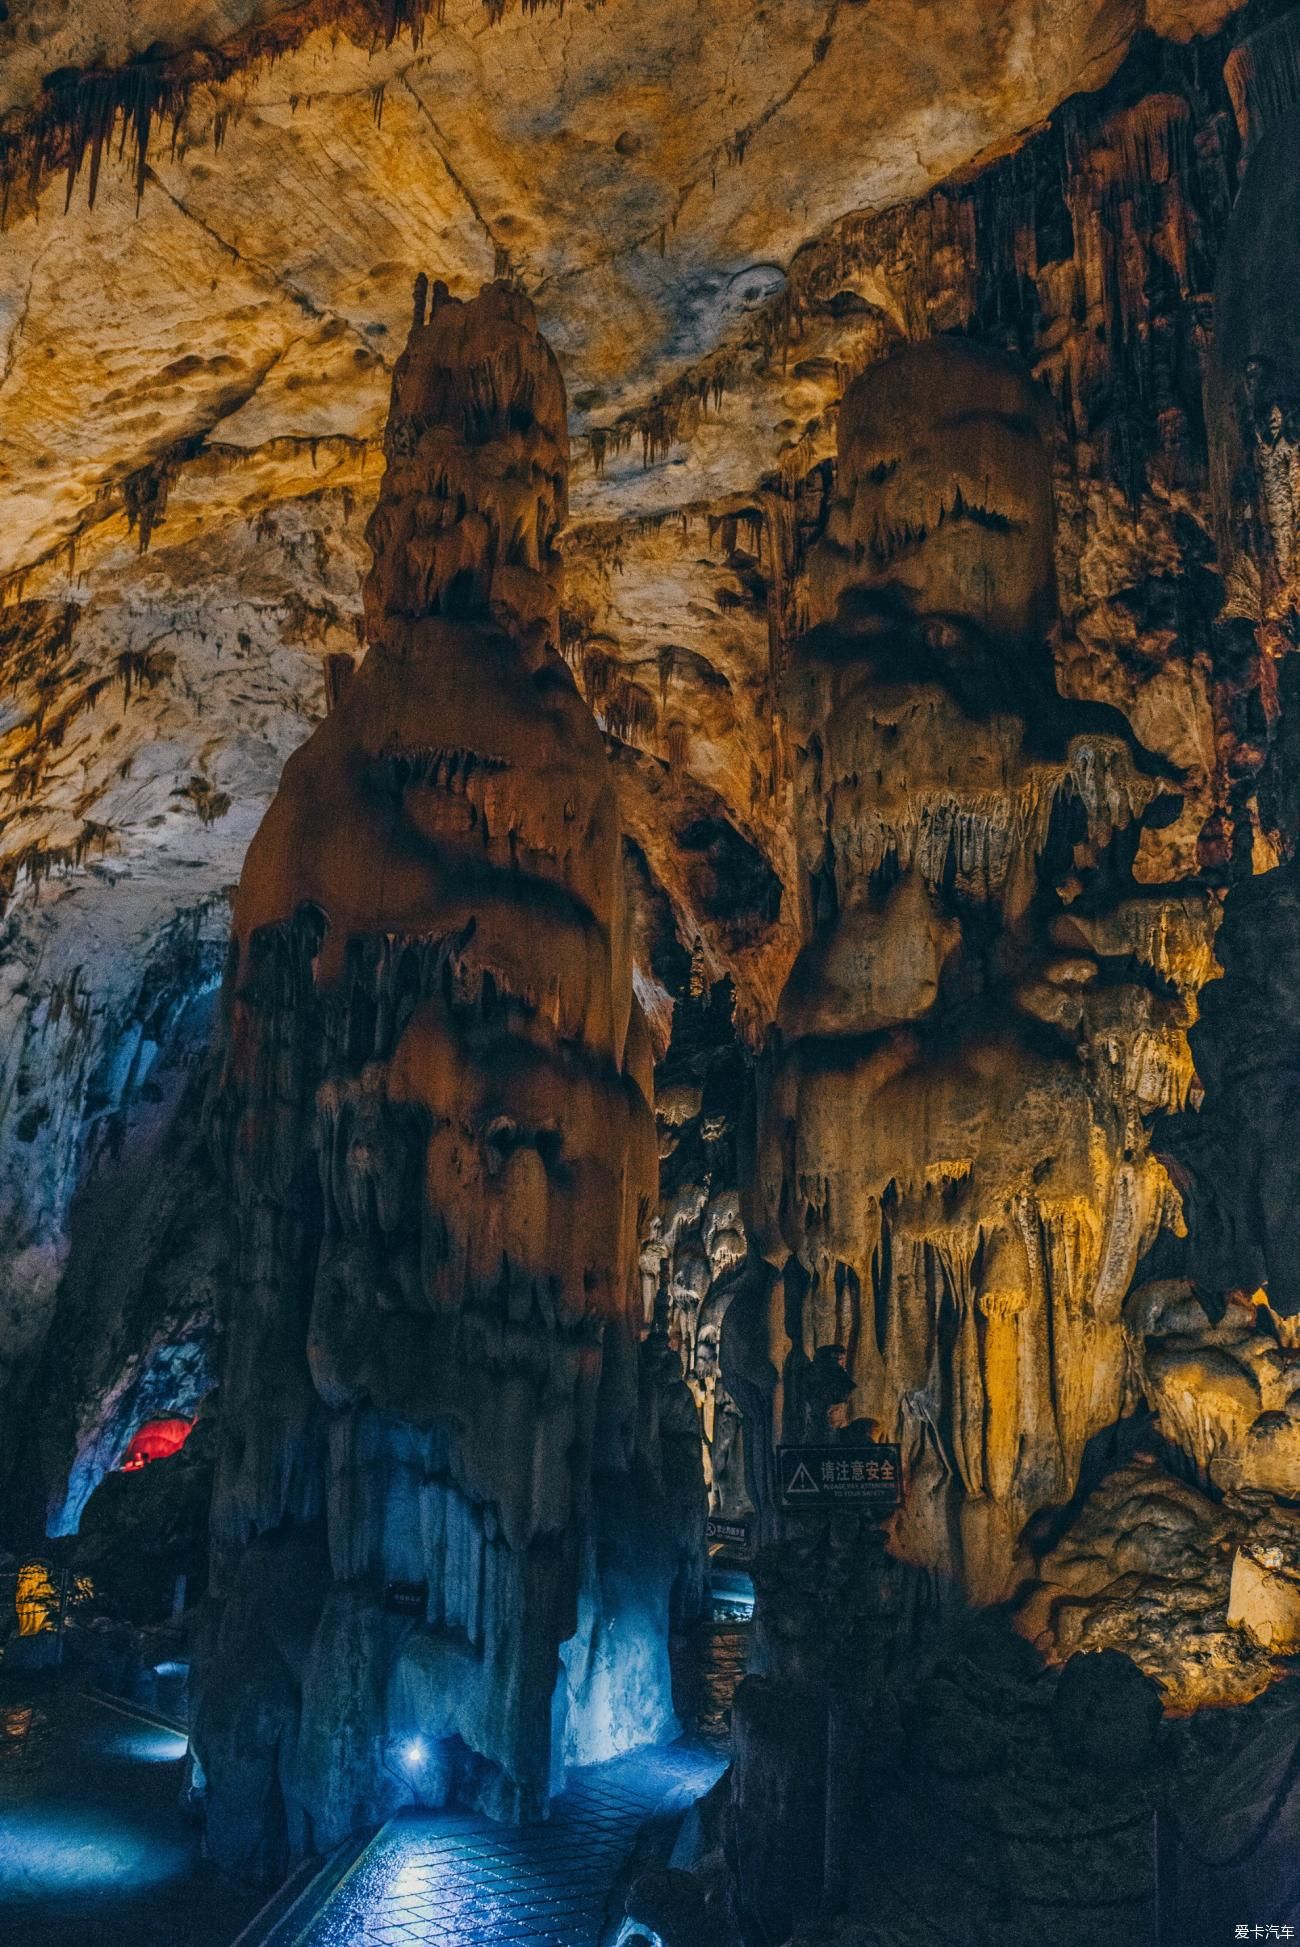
1161 87 1300 1331
717 1538 1300 1947
724 1533 1174 1947
642 983 758 1525
71 1406 217 1626
0 890 226 1513
0 522 359 1524
0 0 1268 1504
194 280 697 1873
0 0 1241 583
1126 1279 1300 1491
753 339 1192 1603
6 0 1300 1935
1015 1454 1282 1708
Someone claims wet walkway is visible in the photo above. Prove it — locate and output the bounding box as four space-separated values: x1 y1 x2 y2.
294 1743 725 1947
0 1651 734 1947
0 1675 260 1947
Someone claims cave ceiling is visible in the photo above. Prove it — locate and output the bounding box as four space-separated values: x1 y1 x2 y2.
0 0 1245 952
0 0 1275 1420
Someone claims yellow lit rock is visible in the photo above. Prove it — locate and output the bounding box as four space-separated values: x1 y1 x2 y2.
1228 1545 1300 1652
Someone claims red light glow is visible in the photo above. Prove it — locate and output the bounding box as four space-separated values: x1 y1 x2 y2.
120 1417 193 1471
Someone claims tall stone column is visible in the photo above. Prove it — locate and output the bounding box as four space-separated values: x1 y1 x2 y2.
754 340 1183 1603
195 281 681 1875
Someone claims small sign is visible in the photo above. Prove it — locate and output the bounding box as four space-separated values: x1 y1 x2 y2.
777 1444 902 1511
384 1579 428 1617
706 1516 751 1548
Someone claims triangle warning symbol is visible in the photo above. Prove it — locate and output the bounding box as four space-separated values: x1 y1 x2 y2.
785 1460 820 1496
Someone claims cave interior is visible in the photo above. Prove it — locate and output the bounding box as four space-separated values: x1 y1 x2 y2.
3 3 1300 1944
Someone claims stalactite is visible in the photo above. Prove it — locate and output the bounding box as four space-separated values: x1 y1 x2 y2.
755 338 1188 1603
110 644 175 706
584 347 747 476
0 601 78 696
1225 9 1300 154
568 8 1252 571
122 435 204 554
482 0 576 23
322 651 356 712
2 822 117 909
602 676 658 744
0 1 454 221
0 607 183 901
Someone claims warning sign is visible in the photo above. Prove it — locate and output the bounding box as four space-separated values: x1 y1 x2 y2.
777 1444 902 1511
384 1579 428 1617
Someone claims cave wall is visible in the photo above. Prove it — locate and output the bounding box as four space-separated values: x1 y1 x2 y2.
5 2 1291 1550
0 886 229 1520
715 17 1300 1940
5 2 1300 1931
0 497 365 1538
629 2 1300 1622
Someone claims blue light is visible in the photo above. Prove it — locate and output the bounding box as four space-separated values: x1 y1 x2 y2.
101 1723 190 1765
403 1739 426 1769
708 1564 755 1621
0 1805 189 1895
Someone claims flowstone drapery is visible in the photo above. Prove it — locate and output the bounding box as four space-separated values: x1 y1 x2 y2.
194 281 696 1875
754 341 1197 1602
1143 92 1300 1529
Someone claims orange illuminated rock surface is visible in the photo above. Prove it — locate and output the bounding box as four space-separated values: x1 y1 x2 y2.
754 341 1193 1603
6 7 1300 1936
196 281 694 1873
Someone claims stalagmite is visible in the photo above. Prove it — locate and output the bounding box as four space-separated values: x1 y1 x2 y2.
195 280 694 1875
754 340 1182 1603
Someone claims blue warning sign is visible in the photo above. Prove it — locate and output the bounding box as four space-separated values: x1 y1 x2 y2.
777 1444 902 1510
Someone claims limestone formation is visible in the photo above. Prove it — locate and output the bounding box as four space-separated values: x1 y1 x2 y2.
1125 1280 1300 1493
1015 1453 1298 1711
755 340 1187 1602
643 993 759 1527
1166 82 1300 1324
0 12 1277 1547
1207 96 1300 634
195 281 693 1873
7 7 1300 1942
